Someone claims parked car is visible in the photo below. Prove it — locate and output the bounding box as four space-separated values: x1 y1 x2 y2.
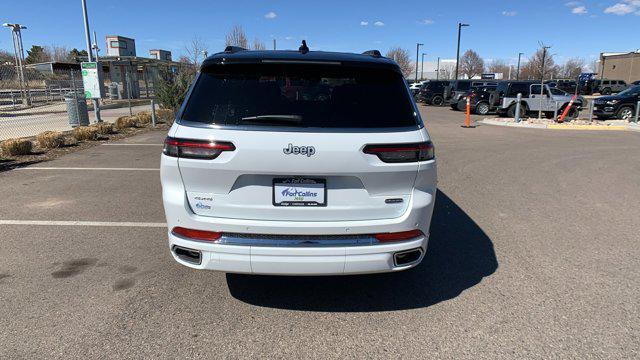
632 80 640 86
593 85 640 120
454 85 499 115
446 80 498 108
497 82 583 119
546 79 578 94
595 79 628 95
410 81 426 96
417 80 450 105
161 46 437 275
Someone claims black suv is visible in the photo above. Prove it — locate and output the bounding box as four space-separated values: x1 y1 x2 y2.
593 85 640 120
417 80 450 106
446 80 498 108
546 79 578 94
454 85 499 115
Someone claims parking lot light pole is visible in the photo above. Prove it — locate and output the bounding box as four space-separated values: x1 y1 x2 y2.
421 53 427 81
454 23 469 80
415 43 423 83
516 52 523 80
3 23 29 106
436 57 440 80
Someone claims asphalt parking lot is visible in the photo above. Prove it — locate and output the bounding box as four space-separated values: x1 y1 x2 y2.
1 106 639 359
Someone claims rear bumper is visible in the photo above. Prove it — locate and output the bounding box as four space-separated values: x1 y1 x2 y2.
169 234 428 275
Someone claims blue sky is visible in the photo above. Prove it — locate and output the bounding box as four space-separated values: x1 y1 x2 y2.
1 0 639 67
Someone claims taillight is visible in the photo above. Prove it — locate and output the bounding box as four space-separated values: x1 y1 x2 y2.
375 229 424 243
363 141 434 163
163 137 235 160
172 227 222 241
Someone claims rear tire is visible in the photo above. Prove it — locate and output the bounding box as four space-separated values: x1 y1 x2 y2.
617 106 634 121
507 103 526 118
431 95 444 107
475 102 490 115
567 106 579 119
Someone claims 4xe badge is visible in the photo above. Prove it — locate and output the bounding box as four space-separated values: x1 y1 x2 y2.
283 143 316 157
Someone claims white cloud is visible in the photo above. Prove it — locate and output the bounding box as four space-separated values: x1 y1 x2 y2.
264 11 277 19
284 36 294 40
604 0 640 15
419 19 435 24
565 1 581 7
572 6 588 14
360 21 369 26
373 21 385 26
502 10 517 16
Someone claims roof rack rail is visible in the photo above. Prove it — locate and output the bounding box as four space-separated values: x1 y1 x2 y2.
362 50 382 58
224 46 247 53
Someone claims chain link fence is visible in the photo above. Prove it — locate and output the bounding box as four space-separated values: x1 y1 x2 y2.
0 64 157 141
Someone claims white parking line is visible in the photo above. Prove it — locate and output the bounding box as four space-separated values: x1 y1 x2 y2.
0 220 167 227
103 143 162 146
16 167 159 171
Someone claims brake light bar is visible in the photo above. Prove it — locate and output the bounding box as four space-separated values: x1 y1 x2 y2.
172 227 222 241
163 137 235 160
375 229 424 243
363 141 434 163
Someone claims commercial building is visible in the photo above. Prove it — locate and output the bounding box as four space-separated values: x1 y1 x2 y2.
105 35 136 57
149 49 172 61
599 50 640 83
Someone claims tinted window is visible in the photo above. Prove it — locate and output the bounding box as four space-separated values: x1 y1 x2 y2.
455 82 471 91
508 83 530 97
181 64 417 129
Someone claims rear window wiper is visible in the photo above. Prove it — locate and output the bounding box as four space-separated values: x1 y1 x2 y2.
239 115 303 125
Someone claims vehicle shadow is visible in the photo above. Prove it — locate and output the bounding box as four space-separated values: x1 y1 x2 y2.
226 189 498 312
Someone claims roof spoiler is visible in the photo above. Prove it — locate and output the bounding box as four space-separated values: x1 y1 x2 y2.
224 46 247 54
362 50 382 58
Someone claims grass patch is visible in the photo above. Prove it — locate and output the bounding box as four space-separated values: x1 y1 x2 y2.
72 126 100 141
136 111 152 125
115 116 139 130
1 138 33 156
156 108 175 124
91 122 115 135
36 131 66 149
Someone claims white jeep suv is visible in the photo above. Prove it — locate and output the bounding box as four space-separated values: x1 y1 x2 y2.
161 47 437 275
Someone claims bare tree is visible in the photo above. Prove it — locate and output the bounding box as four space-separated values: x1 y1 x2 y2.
225 25 248 48
440 61 456 79
46 45 70 62
559 58 585 79
519 48 559 80
183 37 208 69
0 49 13 65
385 47 412 78
487 59 511 79
459 49 485 79
252 38 266 50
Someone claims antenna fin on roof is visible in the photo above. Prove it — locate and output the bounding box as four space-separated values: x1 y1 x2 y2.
299 40 309 54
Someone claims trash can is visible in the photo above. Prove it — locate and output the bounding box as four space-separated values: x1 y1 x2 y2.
65 92 90 127
108 82 120 100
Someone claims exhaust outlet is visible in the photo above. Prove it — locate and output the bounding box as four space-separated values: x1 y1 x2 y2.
393 248 423 267
172 245 202 265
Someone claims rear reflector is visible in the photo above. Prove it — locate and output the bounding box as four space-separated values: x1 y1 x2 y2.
163 137 235 160
172 227 222 241
375 229 424 243
363 141 434 163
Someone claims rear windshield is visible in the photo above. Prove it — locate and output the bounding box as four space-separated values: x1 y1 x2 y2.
181 64 418 129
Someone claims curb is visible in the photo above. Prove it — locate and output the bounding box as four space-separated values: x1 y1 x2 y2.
481 119 636 132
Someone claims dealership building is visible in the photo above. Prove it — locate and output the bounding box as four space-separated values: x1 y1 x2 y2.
599 50 640 83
